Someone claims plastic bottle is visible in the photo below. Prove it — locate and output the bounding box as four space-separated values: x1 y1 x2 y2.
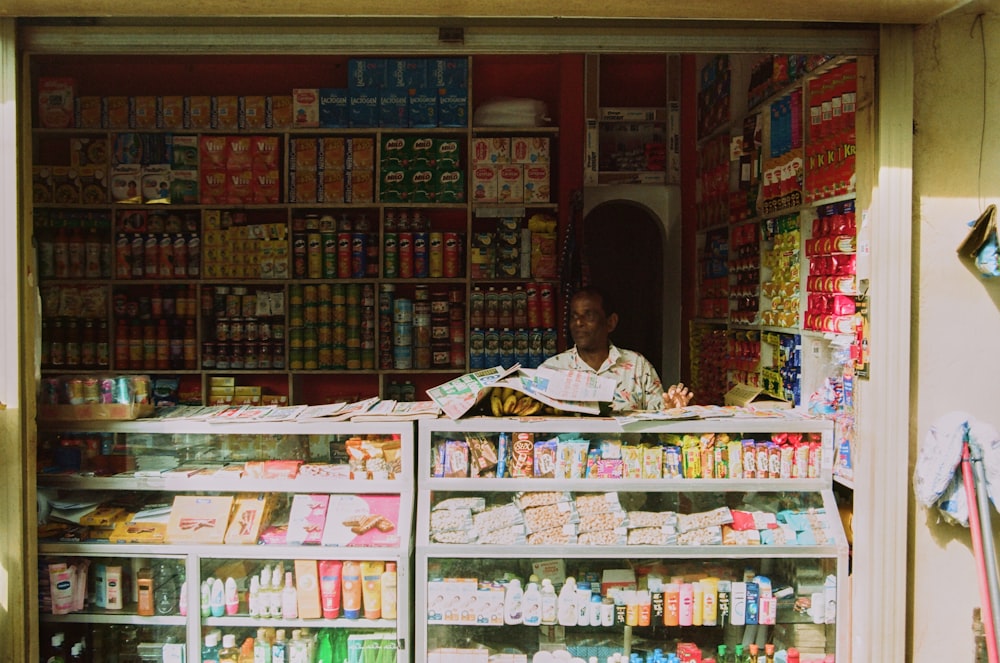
764 644 775 663
253 628 272 663
210 577 226 617
67 642 83 663
503 578 523 625
200 579 213 618
381 561 398 619
287 630 308 663
522 579 541 626
588 593 603 626
225 577 240 616
248 575 261 617
786 648 800 663
271 629 287 663
748 644 759 663
271 566 284 619
576 583 591 625
314 631 334 663
282 571 299 620
45 632 66 663
258 566 272 618
202 633 221 663
558 577 578 626
540 578 557 625
219 634 240 663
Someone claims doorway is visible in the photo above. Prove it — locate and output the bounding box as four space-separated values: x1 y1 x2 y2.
582 185 682 383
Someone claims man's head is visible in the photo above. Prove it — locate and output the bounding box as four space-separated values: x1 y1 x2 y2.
569 286 618 353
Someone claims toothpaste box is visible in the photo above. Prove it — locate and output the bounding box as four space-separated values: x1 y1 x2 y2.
318 88 349 128
292 88 320 128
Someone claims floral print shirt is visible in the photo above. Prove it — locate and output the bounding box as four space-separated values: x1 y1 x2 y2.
540 343 665 412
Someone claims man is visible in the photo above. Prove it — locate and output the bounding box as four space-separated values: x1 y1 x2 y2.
540 286 693 412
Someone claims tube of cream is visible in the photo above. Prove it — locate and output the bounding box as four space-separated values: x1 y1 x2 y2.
341 560 361 619
360 561 384 620
318 560 343 619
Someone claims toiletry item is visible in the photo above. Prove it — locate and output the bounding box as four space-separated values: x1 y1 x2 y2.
45 632 66 663
637 590 651 627
225 576 240 615
136 568 154 616
625 590 638 626
202 633 221 663
200 579 212 617
219 633 240 663
92 564 107 609
702 577 719 626
663 583 679 626
522 580 541 626
588 593 603 626
294 560 322 619
539 578 557 625
504 578 523 625
678 583 694 626
557 576 578 626
210 577 226 617
576 583 591 625
318 560 343 619
253 627 272 663
270 566 284 619
600 596 614 627
271 629 287 663
381 561 398 620
48 564 74 615
692 581 704 626
105 565 123 610
341 560 362 619
282 571 298 620
179 579 187 616
249 575 261 617
731 581 747 626
360 560 384 619
287 629 308 663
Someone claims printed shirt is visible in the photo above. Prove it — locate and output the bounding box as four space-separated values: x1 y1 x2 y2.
540 343 665 412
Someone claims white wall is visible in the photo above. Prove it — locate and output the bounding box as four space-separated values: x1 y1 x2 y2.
911 9 1000 661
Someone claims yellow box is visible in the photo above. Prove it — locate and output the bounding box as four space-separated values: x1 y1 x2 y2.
209 377 236 387
294 560 323 619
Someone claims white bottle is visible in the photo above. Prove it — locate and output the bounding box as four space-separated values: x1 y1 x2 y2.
282 571 298 620
258 565 271 618
540 578 557 625
588 593 603 626
248 575 261 617
558 576 578 626
271 566 284 619
522 581 542 625
287 629 308 663
577 584 591 625
503 578 523 624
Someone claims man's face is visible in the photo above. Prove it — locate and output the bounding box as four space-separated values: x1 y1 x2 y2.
569 293 617 352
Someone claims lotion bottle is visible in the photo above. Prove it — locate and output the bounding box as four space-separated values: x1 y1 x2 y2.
248 575 261 617
503 578 523 624
381 562 398 619
225 577 240 615
522 580 541 626
282 571 298 620
539 578 557 625
210 577 226 617
270 566 284 619
271 629 287 663
557 577 578 626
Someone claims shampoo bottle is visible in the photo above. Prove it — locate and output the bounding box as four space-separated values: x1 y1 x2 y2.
540 578 557 625
341 561 362 619
287 629 308 663
360 561 384 620
218 634 240 663
503 578 523 625
253 627 272 663
202 633 221 663
271 629 287 663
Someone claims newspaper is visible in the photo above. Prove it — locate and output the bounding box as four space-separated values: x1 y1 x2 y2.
427 365 611 419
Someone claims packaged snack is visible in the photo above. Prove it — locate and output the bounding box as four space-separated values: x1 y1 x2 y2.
510 432 534 478
663 446 683 478
467 435 498 477
677 506 734 534
573 492 622 516
722 525 761 546
444 440 470 478
577 528 628 546
476 524 527 545
473 503 523 534
627 527 677 546
433 497 486 513
430 508 474 533
621 445 644 479
526 524 578 546
557 440 590 479
642 445 664 479
626 511 678 529
432 529 478 544
677 525 723 546
533 437 558 478
577 511 627 534
522 502 578 533
514 491 571 510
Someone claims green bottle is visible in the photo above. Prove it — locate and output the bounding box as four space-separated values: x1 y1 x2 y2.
717 644 727 663
315 631 334 663
332 629 349 663
734 644 744 663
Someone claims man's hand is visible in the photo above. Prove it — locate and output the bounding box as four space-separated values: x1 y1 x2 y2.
663 383 694 409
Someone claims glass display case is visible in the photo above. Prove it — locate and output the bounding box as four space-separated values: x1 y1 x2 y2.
415 415 847 663
36 416 414 663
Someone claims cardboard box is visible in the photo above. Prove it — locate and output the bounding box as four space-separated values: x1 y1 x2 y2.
321 494 400 547
294 559 323 619
224 494 272 544
37 403 154 422
38 77 75 128
287 494 329 545
165 495 234 544
723 383 791 409
292 88 320 128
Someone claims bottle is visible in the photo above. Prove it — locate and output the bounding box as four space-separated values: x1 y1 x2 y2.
764 644 775 663
258 566 272 618
248 575 261 617
253 628 272 663
734 644 744 663
522 580 541 626
716 645 727 663
210 577 226 617
381 561 398 620
271 630 287 663
503 578 523 625
68 642 83 663
557 577 578 626
314 631 334 663
748 644 759 663
588 593 603 626
96 319 110 369
270 566 284 619
45 632 66 663
200 579 212 618
282 572 298 620
786 649 800 663
225 577 240 616
239 638 255 663
540 578 557 625
202 633 221 663
287 630 308 663
218 634 240 663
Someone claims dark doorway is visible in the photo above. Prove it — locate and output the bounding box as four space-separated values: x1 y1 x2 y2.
582 201 664 371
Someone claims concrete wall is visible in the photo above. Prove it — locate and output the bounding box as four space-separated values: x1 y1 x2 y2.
911 9 1000 661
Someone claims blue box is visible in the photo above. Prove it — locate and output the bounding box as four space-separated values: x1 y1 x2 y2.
349 90 379 128
437 85 468 128
348 58 384 91
379 87 409 128
427 57 468 88
408 86 438 128
318 88 349 128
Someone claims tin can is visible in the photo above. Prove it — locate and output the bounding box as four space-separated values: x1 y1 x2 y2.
112 375 133 404
98 377 115 404
215 342 230 369
539 283 555 328
229 318 244 342
322 231 337 278
443 232 461 277
64 378 85 405
288 347 304 370
41 377 61 405
428 232 444 277
337 232 352 278
525 283 541 328
271 343 285 369
81 377 99 404
229 343 244 369
398 232 414 278
382 232 398 278
292 232 308 278
258 341 271 369
202 342 216 369
131 375 150 404
469 328 485 370
413 231 429 278
393 344 412 370
351 232 367 278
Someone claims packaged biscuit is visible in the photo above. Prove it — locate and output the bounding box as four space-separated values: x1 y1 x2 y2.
509 432 534 478
533 438 558 478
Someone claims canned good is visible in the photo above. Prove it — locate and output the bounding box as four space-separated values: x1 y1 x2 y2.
202 342 216 368
393 345 412 370
65 378 85 405
41 378 61 405
98 377 115 404
113 375 134 404
443 232 461 277
428 231 444 277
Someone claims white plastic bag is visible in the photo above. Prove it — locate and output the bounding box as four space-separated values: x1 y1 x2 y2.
473 97 550 127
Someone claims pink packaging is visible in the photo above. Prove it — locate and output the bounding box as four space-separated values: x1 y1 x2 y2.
321 494 401 547
287 493 330 545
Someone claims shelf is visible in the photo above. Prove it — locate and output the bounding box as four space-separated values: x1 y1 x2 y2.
419 542 842 560
40 542 408 560
424 477 832 494
38 474 405 494
471 126 559 136
833 473 855 490
40 611 187 626
202 616 395 629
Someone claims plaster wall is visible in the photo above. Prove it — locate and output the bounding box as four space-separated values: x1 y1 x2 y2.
911 9 1000 661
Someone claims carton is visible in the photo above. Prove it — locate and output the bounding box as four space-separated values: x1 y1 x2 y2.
472 165 498 203
158 96 185 130
292 88 320 128
165 495 234 544
318 88 349 128
38 77 75 128
211 95 239 130
723 383 791 409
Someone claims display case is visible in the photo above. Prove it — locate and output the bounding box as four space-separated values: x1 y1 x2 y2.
415 415 847 663
35 416 414 662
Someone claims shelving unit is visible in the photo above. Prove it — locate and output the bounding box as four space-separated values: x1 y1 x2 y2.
29 53 572 407
36 417 415 662
414 415 848 662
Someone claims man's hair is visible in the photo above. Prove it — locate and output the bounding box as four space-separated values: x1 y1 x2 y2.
571 285 616 317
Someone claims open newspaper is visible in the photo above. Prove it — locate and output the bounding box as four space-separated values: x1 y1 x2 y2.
427 365 615 419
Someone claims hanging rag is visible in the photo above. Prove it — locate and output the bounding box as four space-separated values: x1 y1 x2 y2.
914 411 972 524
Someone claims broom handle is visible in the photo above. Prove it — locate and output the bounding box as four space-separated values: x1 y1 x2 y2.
964 441 999 663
